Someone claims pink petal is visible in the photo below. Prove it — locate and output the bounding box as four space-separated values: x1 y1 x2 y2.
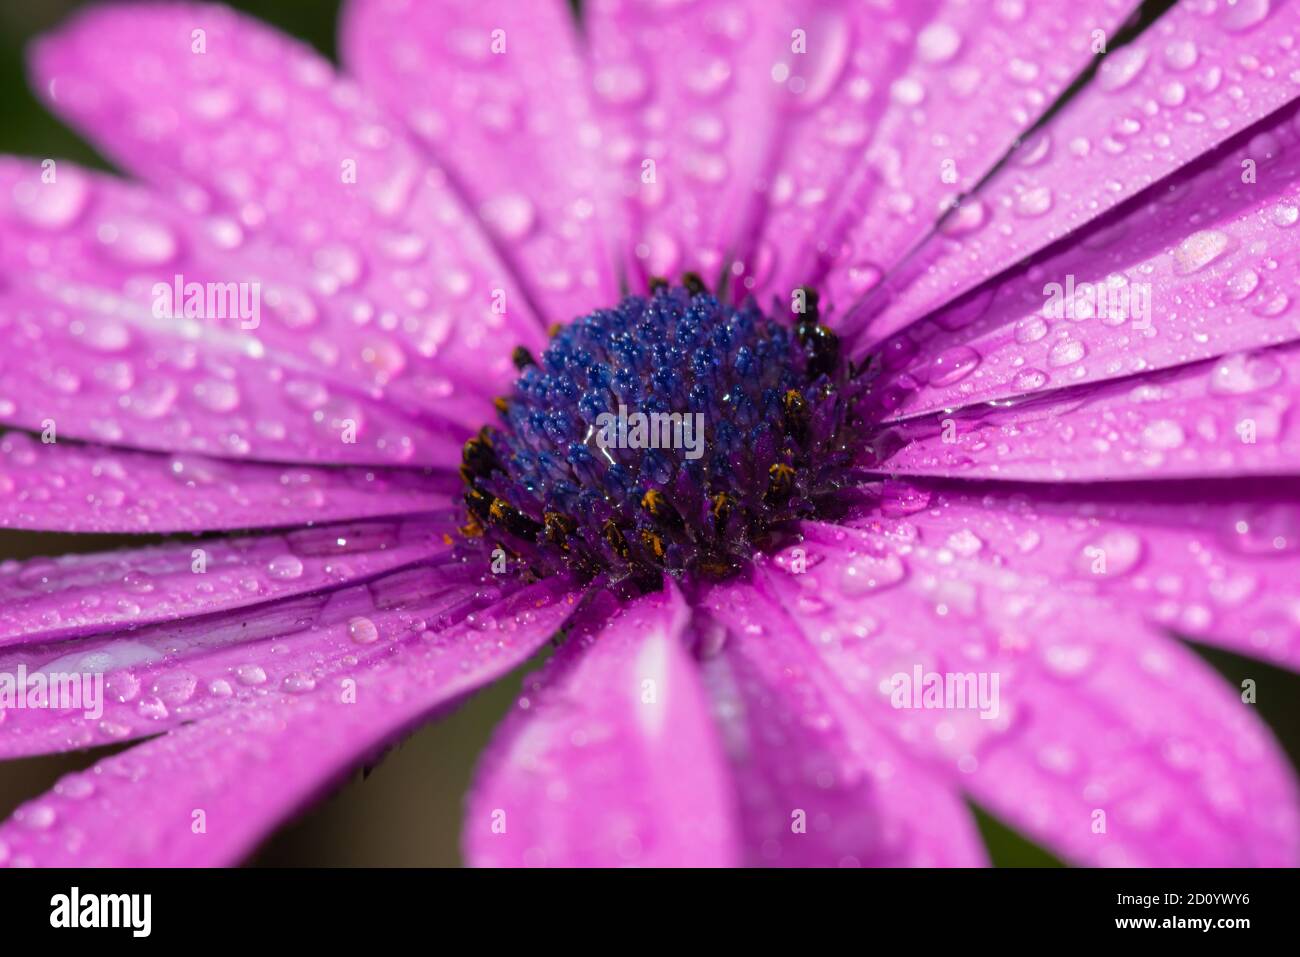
0 158 471 467
861 477 1300 671
870 101 1300 417
0 579 581 865
0 431 454 533
747 519 1299 865
723 0 932 301
0 549 527 759
341 0 623 326
464 583 740 866
0 515 455 648
765 0 1131 311
842 0 1300 342
583 0 800 287
867 343 1300 480
29 4 549 451
697 577 987 866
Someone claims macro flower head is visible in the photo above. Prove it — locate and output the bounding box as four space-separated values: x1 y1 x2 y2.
0 0 1298 868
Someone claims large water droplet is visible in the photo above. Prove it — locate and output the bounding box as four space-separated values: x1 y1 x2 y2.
348 616 380 645
840 552 906 595
1208 351 1285 395
95 217 179 266
916 23 961 64
1141 419 1186 450
11 169 90 229
266 554 305 580
1172 230 1232 274
1098 47 1149 92
480 193 536 241
925 345 980 386
1220 0 1271 33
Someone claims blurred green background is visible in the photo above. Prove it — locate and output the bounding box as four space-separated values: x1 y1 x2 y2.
0 0 1296 868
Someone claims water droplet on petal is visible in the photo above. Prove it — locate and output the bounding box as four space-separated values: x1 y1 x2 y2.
1224 267 1260 301
480 193 536 241
11 169 89 228
1047 338 1086 367
1270 201 1298 227
266 554 305 580
1220 0 1271 33
281 672 316 694
840 552 906 595
1098 47 1149 92
1208 351 1285 395
593 62 650 106
348 616 380 645
925 345 980 386
1142 419 1186 450
1172 229 1232 274
1014 185 1053 218
917 23 961 63
236 664 267 686
95 217 178 266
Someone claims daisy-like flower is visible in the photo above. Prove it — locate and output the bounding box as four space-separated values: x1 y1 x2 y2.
0 0 1297 868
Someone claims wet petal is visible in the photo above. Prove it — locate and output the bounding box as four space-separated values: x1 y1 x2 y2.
0 545 538 758
747 519 1299 865
868 342 1300 481
464 583 740 867
583 0 803 287
872 101 1300 417
29 4 548 450
728 0 933 301
857 478 1300 672
766 0 1132 311
342 0 623 325
0 431 454 534
698 577 987 866
843 0 1300 342
0 156 471 466
0 515 455 647
0 579 581 864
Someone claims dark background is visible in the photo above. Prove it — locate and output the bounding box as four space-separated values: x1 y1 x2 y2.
0 0 1295 867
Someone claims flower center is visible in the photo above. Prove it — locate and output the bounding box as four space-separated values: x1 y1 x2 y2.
458 277 864 590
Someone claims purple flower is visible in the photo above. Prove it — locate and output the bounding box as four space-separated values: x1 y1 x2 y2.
0 0 1298 867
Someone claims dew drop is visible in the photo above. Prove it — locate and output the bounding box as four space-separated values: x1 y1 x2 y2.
266 554 305 580
1270 201 1298 227
1220 0 1271 33
1224 267 1260 301
1171 229 1231 275
1047 338 1086 367
593 62 650 106
1141 419 1186 450
480 193 536 241
281 672 317 694
235 664 267 686
925 345 980 386
917 23 961 63
94 217 178 266
348 616 380 645
1098 47 1149 92
1208 351 1285 395
11 169 89 229
1163 39 1199 71
839 552 906 595
1014 185 1053 218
